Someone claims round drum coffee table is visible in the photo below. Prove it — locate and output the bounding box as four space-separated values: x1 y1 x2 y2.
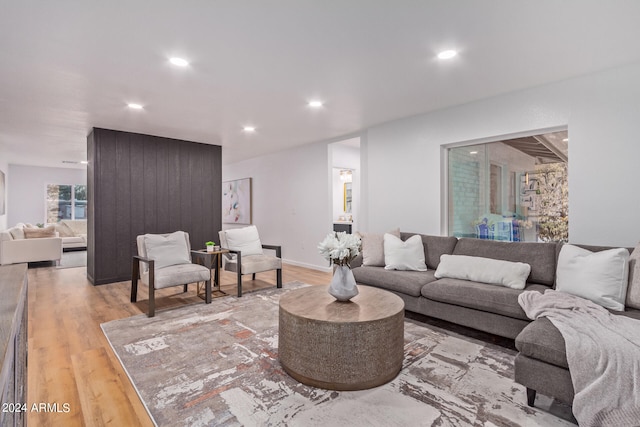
278 285 405 391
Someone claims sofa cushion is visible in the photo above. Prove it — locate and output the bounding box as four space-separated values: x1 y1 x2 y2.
434 255 531 290
61 220 87 236
359 228 400 267
23 225 56 239
62 236 86 245
384 234 427 271
400 232 458 270
516 318 569 369
223 254 281 274
142 263 210 289
515 307 640 370
55 221 76 237
352 266 437 297
556 244 629 311
421 278 548 320
453 238 557 286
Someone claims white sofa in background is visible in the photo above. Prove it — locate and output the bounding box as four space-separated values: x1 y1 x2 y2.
53 220 87 250
0 224 63 265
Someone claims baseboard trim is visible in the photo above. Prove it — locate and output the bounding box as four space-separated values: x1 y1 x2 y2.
282 259 332 273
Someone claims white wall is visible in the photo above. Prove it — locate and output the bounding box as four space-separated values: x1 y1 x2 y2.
364 62 640 247
0 158 8 230
223 61 640 269
223 141 332 271
7 164 87 226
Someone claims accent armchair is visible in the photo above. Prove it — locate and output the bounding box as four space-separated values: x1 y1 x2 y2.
131 231 211 317
219 225 282 297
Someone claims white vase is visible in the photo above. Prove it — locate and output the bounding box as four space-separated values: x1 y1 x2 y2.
328 265 359 302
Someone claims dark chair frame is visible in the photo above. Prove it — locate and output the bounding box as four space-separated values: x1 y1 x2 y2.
225 244 282 297
131 251 211 317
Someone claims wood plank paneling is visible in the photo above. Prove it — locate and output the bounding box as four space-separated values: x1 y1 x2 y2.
115 136 132 280
87 128 222 285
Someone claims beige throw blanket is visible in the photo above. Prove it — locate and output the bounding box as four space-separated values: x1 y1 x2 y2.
518 289 640 426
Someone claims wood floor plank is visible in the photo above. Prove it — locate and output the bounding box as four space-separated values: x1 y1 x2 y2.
71 347 153 427
26 261 331 426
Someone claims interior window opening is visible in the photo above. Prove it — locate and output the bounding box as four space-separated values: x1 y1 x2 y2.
447 130 568 242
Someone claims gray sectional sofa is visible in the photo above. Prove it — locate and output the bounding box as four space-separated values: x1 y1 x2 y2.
351 232 640 408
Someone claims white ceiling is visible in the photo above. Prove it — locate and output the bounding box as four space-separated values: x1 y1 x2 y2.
2 1 640 169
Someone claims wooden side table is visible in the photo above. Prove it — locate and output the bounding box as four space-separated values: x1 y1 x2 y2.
192 249 230 299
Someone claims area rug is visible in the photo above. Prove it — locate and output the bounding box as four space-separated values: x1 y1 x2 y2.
57 250 87 269
102 283 574 427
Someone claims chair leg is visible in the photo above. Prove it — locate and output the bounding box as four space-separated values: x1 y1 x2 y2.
148 284 155 317
252 273 256 281
183 284 188 292
526 388 536 407
131 259 139 302
235 252 243 297
148 268 155 317
276 269 282 288
205 278 212 304
131 276 138 302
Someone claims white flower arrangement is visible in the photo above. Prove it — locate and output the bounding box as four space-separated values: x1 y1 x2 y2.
318 232 361 267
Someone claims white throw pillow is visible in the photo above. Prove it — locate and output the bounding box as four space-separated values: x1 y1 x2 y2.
144 231 191 269
359 228 400 267
627 243 640 310
8 226 25 240
556 244 629 311
435 255 531 290
224 225 263 256
383 234 427 271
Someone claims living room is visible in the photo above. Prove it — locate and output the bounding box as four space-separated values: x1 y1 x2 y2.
2 2 640 426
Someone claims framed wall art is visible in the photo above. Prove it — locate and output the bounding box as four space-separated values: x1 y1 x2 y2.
222 177 252 224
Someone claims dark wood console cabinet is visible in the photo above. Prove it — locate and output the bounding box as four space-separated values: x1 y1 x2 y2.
0 264 28 427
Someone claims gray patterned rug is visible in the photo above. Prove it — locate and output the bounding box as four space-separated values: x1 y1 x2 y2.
102 283 575 426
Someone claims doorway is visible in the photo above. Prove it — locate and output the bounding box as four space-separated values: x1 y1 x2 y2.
329 138 361 234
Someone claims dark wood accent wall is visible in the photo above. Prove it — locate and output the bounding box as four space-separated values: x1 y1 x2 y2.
87 128 222 285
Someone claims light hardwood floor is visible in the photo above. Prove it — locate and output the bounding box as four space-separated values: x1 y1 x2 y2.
26 262 331 426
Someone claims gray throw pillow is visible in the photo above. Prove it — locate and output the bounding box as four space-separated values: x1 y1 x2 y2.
360 228 400 267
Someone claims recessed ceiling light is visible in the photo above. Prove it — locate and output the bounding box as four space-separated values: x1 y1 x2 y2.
437 50 458 60
80 160 89 164
562 138 569 142
470 151 478 155
127 103 143 110
169 57 189 67
243 126 256 132
308 100 324 108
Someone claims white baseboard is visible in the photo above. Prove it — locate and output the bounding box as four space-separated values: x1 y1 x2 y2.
282 258 332 273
